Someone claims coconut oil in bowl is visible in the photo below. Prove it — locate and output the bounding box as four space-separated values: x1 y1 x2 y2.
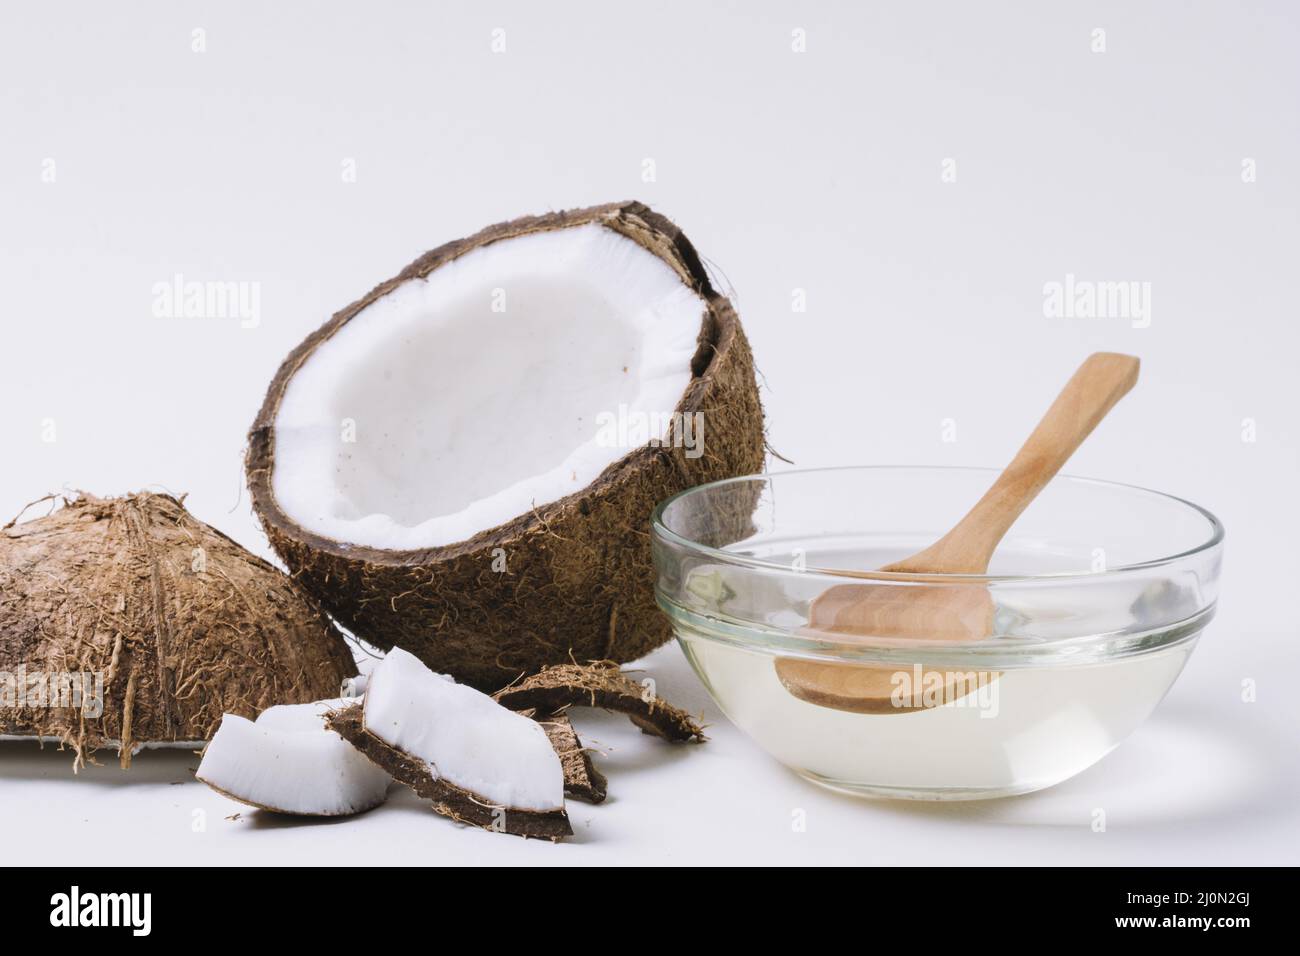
651 468 1223 800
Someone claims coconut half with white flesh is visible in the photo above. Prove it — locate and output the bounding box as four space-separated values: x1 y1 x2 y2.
196 699 390 816
327 648 570 838
247 202 765 689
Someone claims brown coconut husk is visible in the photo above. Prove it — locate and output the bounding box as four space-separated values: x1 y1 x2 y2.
326 704 571 840
495 662 705 743
0 492 356 769
246 201 766 690
536 712 607 804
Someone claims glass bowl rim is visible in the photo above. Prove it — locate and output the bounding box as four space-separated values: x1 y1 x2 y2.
650 464 1224 584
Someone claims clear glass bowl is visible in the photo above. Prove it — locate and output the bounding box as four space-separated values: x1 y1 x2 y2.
651 467 1224 800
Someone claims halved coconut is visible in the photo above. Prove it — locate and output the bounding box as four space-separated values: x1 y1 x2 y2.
0 492 357 768
196 699 390 816
328 648 570 838
247 201 765 689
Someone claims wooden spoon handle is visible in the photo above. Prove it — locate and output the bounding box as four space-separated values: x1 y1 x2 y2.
889 352 1140 575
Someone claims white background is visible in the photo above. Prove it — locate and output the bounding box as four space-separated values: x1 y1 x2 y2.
2 1 1297 864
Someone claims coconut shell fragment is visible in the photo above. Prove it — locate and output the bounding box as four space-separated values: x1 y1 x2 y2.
537 713 607 804
0 492 356 768
327 704 572 840
495 662 706 743
246 201 766 690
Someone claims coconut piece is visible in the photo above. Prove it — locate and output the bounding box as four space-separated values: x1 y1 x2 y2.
329 707 570 840
495 662 706 742
0 492 356 769
246 201 766 690
328 648 570 839
367 648 564 810
537 713 607 804
196 699 390 816
254 698 354 731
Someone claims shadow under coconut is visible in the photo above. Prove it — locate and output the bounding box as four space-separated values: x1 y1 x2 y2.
371 782 598 845
563 707 707 782
0 739 201 786
242 805 372 830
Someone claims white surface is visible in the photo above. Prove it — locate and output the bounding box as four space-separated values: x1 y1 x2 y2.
273 223 702 549
1 0 1297 865
3 642 1295 865
364 648 564 812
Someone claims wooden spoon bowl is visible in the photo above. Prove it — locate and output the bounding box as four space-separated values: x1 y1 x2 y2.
776 352 1141 715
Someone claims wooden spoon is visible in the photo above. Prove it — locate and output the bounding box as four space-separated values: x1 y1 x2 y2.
775 352 1141 714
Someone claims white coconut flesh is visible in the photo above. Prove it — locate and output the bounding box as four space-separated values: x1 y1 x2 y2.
271 223 706 550
364 647 564 812
196 699 390 816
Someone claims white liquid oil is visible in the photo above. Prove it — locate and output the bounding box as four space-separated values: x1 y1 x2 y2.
673 544 1205 798
680 635 1194 798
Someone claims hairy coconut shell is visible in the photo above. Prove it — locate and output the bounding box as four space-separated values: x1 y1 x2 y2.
537 712 607 804
247 201 766 690
0 493 356 768
496 662 706 742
